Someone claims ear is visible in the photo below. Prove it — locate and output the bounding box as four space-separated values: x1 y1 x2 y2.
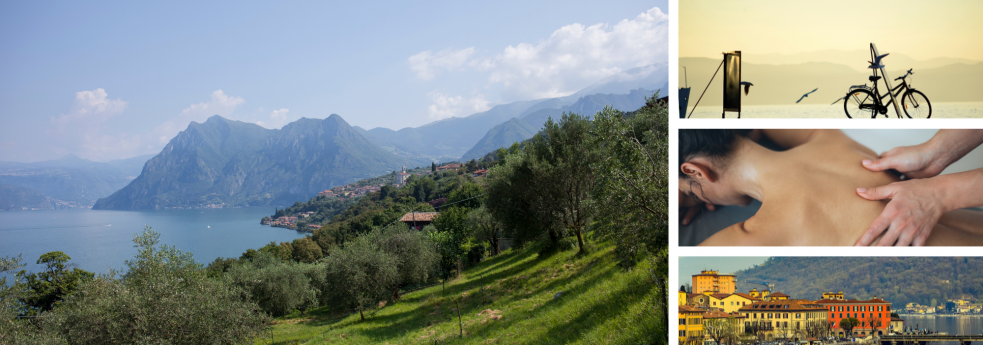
680 161 716 182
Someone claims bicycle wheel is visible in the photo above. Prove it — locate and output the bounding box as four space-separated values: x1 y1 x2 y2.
844 89 877 119
902 89 931 118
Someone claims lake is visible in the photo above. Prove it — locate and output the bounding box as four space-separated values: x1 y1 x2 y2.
684 102 983 118
897 314 983 344
0 208 306 276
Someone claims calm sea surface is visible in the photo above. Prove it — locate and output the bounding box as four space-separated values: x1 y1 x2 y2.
685 102 983 118
0 208 305 276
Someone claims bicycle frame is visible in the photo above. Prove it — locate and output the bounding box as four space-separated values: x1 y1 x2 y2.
866 78 910 118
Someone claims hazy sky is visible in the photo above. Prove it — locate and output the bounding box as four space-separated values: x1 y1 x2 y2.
678 256 769 288
680 0 983 60
0 1 667 162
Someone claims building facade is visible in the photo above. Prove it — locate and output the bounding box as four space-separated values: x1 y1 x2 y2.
679 305 706 345
816 297 892 337
692 269 736 294
738 299 829 341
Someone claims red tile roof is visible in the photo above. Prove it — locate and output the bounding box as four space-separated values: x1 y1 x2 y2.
679 305 705 313
399 212 439 222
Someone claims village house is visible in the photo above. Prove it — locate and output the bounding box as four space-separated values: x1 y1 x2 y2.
472 169 488 178
399 212 439 230
436 163 463 172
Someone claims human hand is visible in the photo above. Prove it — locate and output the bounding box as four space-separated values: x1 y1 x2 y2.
854 178 947 246
862 144 945 179
681 202 715 226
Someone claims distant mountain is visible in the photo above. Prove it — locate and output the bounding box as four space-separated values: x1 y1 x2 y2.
0 184 57 210
744 50 981 73
460 118 537 161
678 57 983 109
105 154 156 177
361 63 668 159
460 88 656 161
93 115 423 210
733 257 983 309
0 154 135 206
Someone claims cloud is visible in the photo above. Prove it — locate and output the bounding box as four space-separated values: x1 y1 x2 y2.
407 7 668 101
408 47 475 80
477 7 668 99
256 108 292 129
152 90 244 143
426 91 490 119
47 88 133 161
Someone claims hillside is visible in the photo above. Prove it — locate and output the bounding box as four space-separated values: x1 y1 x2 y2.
733 257 983 307
261 240 662 344
0 154 137 206
0 184 57 210
460 118 537 161
93 114 425 210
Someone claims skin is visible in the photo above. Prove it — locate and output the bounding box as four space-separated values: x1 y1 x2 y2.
855 130 983 246
679 129 983 246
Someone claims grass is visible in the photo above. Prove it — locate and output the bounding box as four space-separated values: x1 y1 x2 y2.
255 240 662 345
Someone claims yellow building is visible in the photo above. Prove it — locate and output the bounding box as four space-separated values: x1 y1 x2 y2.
822 291 845 300
693 269 737 295
679 288 688 306
679 305 706 345
703 309 747 343
749 288 770 299
738 299 829 341
768 292 790 301
718 293 761 313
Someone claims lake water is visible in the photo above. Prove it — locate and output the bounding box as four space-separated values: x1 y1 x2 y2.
897 315 983 345
685 102 983 118
0 208 306 276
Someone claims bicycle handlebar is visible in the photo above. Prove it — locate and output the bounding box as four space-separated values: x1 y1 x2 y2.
895 68 914 81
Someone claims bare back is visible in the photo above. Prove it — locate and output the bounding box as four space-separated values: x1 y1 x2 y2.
700 130 983 246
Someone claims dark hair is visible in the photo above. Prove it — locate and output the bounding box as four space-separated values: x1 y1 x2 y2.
678 129 752 178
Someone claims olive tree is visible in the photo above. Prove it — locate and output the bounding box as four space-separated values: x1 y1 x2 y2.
322 232 398 321
372 224 439 301
48 226 269 344
225 251 318 317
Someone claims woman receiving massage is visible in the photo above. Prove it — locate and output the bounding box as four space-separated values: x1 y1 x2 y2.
679 129 983 246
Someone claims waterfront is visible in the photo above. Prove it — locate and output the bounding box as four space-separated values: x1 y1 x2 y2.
896 315 983 345
0 208 306 276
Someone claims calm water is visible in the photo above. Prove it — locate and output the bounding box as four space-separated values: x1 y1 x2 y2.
0 208 305 276
897 315 983 344
686 102 983 118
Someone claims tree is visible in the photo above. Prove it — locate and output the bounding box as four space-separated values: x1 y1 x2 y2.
447 182 482 210
430 206 473 276
840 317 860 337
291 237 323 263
225 251 318 317
865 312 883 336
485 149 555 248
431 162 436 172
372 225 440 301
49 226 269 344
17 251 94 312
322 232 398 321
467 206 502 256
705 317 737 345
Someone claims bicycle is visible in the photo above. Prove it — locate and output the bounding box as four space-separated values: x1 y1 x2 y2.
843 44 931 119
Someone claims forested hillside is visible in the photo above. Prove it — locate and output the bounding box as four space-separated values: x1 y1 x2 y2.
735 257 983 307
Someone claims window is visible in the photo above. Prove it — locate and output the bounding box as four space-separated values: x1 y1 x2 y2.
680 318 686 325
679 330 685 337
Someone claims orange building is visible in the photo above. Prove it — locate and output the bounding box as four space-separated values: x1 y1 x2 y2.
692 269 736 294
816 296 892 337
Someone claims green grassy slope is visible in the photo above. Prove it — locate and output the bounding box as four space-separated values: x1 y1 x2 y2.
259 240 661 344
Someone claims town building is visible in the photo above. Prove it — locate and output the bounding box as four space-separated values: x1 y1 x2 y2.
717 293 761 313
815 296 892 337
703 309 747 341
692 269 736 294
890 316 904 332
436 163 463 172
472 169 488 177
399 212 439 230
749 288 770 300
679 305 705 345
738 299 829 341
396 167 411 185
823 291 845 300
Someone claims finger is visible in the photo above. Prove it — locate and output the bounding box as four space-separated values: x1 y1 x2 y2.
875 218 905 246
682 206 700 225
862 158 892 172
911 229 930 247
855 212 892 246
893 222 916 247
856 185 897 201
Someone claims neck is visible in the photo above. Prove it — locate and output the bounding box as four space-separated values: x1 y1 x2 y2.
721 139 773 202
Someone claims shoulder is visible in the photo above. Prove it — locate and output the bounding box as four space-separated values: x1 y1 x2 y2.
698 222 750 246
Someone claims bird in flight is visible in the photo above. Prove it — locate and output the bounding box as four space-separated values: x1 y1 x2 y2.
740 81 754 96
796 88 818 103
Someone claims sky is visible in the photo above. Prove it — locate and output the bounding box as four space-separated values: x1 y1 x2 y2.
0 0 668 162
680 0 983 60
678 256 769 289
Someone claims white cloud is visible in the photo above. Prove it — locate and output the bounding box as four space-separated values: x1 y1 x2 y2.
408 47 475 80
152 90 244 143
426 91 490 119
47 88 134 161
408 7 668 101
477 7 668 100
256 108 292 129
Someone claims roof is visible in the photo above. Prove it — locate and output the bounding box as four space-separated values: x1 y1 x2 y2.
679 305 705 314
730 293 761 301
815 298 891 305
739 300 831 312
891 317 904 321
709 294 731 300
769 292 790 297
703 309 746 319
692 272 736 277
399 212 440 222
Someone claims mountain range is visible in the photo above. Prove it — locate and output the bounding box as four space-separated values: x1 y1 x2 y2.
93 115 423 210
679 57 983 109
0 154 148 208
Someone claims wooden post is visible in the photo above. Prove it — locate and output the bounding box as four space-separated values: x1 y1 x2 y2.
456 300 463 338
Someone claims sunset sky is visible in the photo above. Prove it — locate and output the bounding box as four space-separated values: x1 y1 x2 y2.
680 0 983 60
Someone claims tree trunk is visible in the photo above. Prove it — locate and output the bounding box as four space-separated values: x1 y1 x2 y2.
359 305 365 321
492 236 500 256
392 287 401 302
575 229 584 253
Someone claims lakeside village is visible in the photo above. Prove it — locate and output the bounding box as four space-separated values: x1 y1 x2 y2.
677 269 982 345
260 163 488 231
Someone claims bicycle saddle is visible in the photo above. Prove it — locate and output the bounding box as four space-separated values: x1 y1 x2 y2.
869 75 882 82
